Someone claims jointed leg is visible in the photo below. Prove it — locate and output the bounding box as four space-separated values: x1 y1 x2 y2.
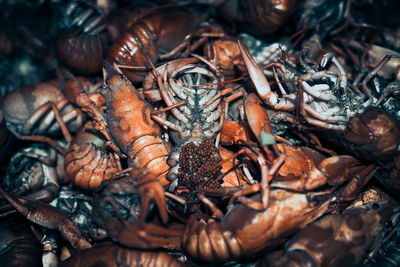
150 62 190 124
226 147 285 210
23 101 72 143
198 193 223 219
10 129 66 155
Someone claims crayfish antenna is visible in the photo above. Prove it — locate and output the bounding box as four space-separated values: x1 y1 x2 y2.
103 60 120 81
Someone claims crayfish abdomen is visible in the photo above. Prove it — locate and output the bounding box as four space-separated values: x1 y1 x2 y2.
260 198 400 267
343 107 400 161
107 7 208 83
64 122 121 190
55 0 108 75
2 80 84 136
216 0 297 35
61 244 184 267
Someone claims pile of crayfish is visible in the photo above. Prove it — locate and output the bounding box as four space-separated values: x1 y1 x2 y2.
0 0 400 266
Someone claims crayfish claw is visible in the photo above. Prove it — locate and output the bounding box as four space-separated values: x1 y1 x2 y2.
134 170 169 224
238 39 273 103
105 218 181 250
0 188 91 250
139 185 168 224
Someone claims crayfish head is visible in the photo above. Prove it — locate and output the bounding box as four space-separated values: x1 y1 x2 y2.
102 60 142 108
103 61 123 85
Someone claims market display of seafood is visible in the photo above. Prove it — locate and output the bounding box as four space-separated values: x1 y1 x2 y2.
0 0 399 266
